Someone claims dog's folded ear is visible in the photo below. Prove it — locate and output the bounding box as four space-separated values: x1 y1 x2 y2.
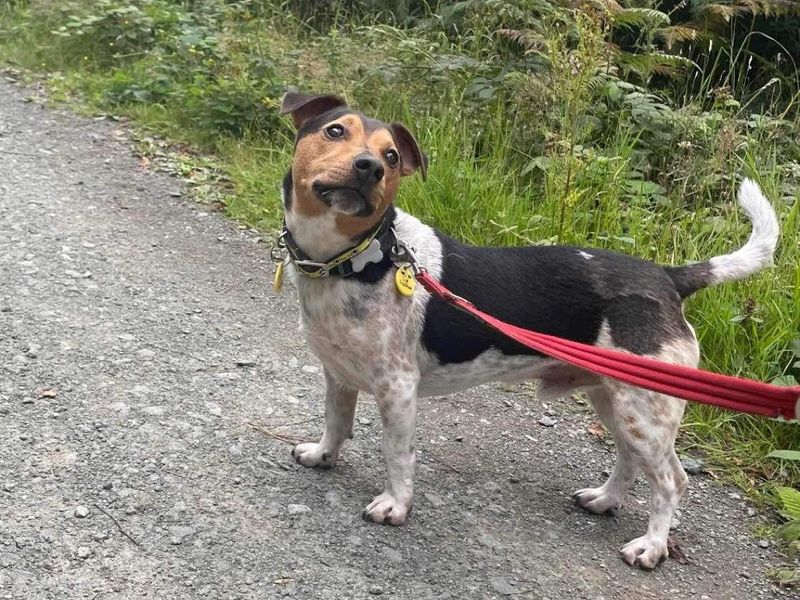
280 92 346 129
391 123 427 180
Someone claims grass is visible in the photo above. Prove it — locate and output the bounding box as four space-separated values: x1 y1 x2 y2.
1 0 798 510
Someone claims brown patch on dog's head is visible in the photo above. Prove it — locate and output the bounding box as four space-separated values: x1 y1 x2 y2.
280 92 425 239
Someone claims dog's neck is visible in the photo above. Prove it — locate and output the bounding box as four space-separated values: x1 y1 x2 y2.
282 171 395 262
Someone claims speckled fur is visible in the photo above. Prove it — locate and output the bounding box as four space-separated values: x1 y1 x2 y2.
279 93 780 569
288 206 699 564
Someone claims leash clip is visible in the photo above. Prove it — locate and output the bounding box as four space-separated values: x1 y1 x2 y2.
271 231 288 263
390 230 423 275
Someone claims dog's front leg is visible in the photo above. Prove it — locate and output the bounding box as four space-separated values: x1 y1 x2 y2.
292 369 357 468
363 372 418 526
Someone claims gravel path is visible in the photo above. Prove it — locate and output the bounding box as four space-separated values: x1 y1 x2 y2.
0 78 794 599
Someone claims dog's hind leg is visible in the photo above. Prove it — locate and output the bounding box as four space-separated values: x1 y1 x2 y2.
607 383 688 570
574 386 639 515
363 371 418 526
292 369 358 468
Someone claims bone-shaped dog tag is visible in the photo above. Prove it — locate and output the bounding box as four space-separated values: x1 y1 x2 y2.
350 239 383 273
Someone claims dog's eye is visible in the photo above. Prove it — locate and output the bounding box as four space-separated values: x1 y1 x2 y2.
385 149 399 167
325 124 345 139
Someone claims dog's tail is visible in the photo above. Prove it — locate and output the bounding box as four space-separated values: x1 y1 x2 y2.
666 179 780 299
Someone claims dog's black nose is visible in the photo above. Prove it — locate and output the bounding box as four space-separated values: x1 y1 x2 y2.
353 154 384 183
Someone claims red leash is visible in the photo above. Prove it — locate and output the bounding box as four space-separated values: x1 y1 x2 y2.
416 271 800 421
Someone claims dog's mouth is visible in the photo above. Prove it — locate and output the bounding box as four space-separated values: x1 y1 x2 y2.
312 181 374 217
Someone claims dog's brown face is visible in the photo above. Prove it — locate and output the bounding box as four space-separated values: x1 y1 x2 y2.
280 92 426 238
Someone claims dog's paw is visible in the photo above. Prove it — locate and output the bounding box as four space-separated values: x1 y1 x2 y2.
573 486 621 515
291 442 337 469
362 492 411 526
620 535 668 570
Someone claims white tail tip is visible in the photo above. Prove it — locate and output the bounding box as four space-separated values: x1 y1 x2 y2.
708 179 780 284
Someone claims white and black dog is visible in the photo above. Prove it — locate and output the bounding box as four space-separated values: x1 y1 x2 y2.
276 92 780 569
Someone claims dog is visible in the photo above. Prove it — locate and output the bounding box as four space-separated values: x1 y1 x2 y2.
276 92 780 569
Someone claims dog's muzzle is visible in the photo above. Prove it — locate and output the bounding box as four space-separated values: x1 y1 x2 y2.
312 154 384 217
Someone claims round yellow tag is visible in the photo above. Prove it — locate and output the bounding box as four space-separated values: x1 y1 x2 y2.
273 262 285 293
395 265 416 296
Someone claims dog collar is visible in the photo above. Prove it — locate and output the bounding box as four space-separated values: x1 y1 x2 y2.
277 212 395 279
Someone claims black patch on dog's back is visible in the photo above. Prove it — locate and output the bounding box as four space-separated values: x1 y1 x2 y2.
422 233 689 364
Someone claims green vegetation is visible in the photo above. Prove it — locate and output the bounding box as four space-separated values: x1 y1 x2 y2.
1 0 798 559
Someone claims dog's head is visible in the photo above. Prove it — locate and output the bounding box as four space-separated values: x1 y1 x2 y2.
280 92 426 234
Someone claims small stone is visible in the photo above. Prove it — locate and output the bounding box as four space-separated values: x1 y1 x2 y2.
169 525 195 544
746 507 757 517
77 546 92 560
74 505 90 518
301 365 319 374
483 481 500 492
205 402 222 417
670 517 680 530
3 482 15 492
287 503 312 516
454 435 463 442
357 417 372 426
368 585 384 596
680 456 705 475
101 481 113 490
757 539 769 549
538 416 557 427
489 577 518 596
125 506 138 515
509 475 520 484
65 269 92 279
381 547 402 563
478 533 501 550
235 359 257 367
424 493 444 508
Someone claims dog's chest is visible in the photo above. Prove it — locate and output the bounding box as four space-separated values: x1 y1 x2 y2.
295 274 417 390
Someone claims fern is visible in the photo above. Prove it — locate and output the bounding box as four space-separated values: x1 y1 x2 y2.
618 50 696 78
654 25 700 49
496 27 545 52
611 8 670 30
699 3 748 20
777 487 800 520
